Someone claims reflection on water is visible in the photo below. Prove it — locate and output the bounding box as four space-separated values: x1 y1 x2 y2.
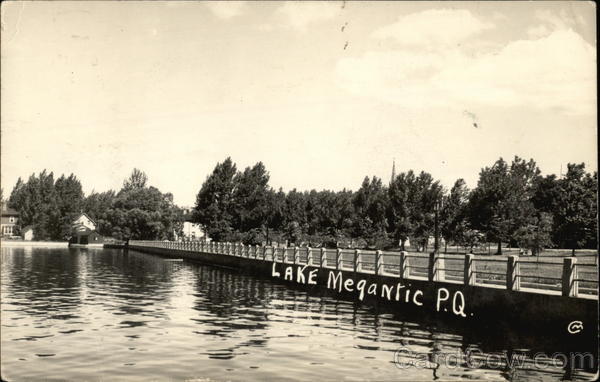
1 246 595 381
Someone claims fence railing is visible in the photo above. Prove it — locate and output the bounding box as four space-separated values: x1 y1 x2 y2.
128 240 598 299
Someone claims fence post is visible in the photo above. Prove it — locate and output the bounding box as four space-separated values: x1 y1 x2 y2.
336 249 342 270
354 249 361 273
506 255 520 291
464 254 475 286
307 247 312 265
262 245 267 260
293 247 299 264
437 253 445 281
562 257 578 297
400 251 408 279
375 250 383 275
320 248 326 268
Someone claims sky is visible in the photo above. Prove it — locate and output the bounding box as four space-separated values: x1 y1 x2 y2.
1 1 597 206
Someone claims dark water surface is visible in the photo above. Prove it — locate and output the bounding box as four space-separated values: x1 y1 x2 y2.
1 247 595 381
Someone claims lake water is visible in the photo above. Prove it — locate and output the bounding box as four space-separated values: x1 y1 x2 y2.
1 246 595 381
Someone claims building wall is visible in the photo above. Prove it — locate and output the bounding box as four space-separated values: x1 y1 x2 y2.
182 221 205 240
70 231 104 245
1 215 18 236
23 230 34 241
1 224 17 236
73 215 96 231
1 215 18 225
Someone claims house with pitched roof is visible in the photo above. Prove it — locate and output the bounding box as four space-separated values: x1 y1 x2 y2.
69 213 103 245
1 205 20 238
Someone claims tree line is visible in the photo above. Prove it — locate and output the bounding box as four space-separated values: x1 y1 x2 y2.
2 157 596 254
3 169 183 241
192 157 597 255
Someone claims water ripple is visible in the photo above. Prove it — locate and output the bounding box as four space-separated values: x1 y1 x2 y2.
1 246 595 381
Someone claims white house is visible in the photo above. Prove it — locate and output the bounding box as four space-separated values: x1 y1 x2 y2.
22 226 34 241
181 221 207 241
72 213 96 232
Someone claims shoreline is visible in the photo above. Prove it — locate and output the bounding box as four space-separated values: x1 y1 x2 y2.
0 240 69 248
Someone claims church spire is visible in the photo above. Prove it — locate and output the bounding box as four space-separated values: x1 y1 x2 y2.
390 158 396 185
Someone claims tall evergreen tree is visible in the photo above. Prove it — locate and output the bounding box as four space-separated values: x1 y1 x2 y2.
192 158 237 241
11 171 60 239
232 162 271 232
52 174 85 239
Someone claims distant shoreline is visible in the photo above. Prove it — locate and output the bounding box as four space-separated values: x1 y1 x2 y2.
0 241 69 248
